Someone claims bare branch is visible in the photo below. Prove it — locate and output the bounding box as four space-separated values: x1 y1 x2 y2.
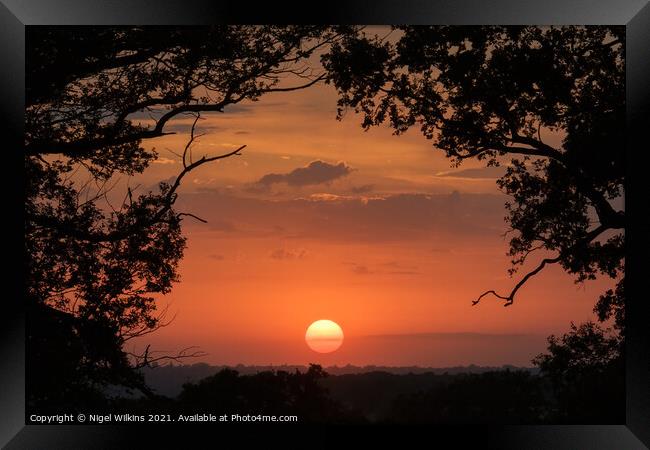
178 212 207 223
473 224 610 307
26 70 320 157
263 74 326 92
473 255 562 307
28 127 245 244
510 243 546 269
122 302 176 341
450 141 561 162
182 113 202 169
129 345 207 369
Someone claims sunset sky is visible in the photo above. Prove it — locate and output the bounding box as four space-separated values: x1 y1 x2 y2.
120 32 617 368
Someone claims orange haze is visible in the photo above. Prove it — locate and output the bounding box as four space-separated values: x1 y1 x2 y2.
127 38 616 367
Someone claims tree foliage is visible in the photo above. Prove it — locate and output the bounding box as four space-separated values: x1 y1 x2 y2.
323 26 625 309
26 26 348 403
388 370 547 424
323 26 626 419
533 322 624 422
26 26 626 419
176 365 363 422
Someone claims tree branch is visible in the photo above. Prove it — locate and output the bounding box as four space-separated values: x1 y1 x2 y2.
507 133 563 160
263 73 325 92
473 224 610 307
177 212 207 223
129 345 207 369
28 120 246 243
452 142 563 162
473 255 562 307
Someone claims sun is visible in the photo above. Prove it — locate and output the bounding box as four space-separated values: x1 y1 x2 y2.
305 319 344 353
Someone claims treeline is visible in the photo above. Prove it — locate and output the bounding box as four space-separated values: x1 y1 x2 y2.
101 363 622 424
139 363 538 398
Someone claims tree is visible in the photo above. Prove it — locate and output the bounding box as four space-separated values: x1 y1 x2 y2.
322 26 626 421
25 26 350 406
388 370 546 424
533 322 624 423
322 25 624 315
176 364 363 423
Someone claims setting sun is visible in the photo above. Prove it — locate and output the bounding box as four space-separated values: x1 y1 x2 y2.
305 320 344 353
24 24 627 428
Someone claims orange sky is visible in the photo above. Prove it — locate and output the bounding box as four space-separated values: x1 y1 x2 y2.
120 34 617 367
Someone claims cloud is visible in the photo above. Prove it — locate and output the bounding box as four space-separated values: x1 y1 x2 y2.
351 264 373 275
175 190 507 243
142 176 177 193
270 248 307 260
209 220 237 232
255 160 352 188
380 261 417 269
355 332 546 367
363 332 535 339
380 261 422 275
153 157 177 165
349 261 421 276
435 166 506 179
234 130 251 135
305 193 385 205
306 193 351 202
224 101 290 115
350 184 374 194
164 122 224 133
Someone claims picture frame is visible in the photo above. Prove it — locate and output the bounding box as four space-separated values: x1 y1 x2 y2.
2 0 648 447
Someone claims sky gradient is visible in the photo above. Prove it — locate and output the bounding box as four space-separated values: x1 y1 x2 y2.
121 41 616 367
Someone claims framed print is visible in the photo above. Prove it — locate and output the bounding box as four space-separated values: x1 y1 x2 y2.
2 0 649 448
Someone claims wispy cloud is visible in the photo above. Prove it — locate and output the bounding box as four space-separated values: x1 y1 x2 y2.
350 184 374 194
435 166 506 179
351 264 373 275
270 248 308 260
347 260 421 276
153 157 177 165
364 332 536 339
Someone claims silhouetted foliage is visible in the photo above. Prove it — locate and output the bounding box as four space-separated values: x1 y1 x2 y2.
323 26 625 422
83 363 620 424
25 26 350 409
387 370 547 424
323 26 624 309
114 366 574 424
175 365 364 423
26 26 625 422
533 322 625 423
27 303 116 413
320 371 456 421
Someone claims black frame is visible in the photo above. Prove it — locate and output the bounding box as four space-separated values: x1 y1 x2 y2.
2 1 649 448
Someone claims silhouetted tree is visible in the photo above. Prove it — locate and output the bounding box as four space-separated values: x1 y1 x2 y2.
323 26 624 309
26 26 351 407
388 370 547 424
323 26 625 422
533 322 624 423
176 365 363 423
